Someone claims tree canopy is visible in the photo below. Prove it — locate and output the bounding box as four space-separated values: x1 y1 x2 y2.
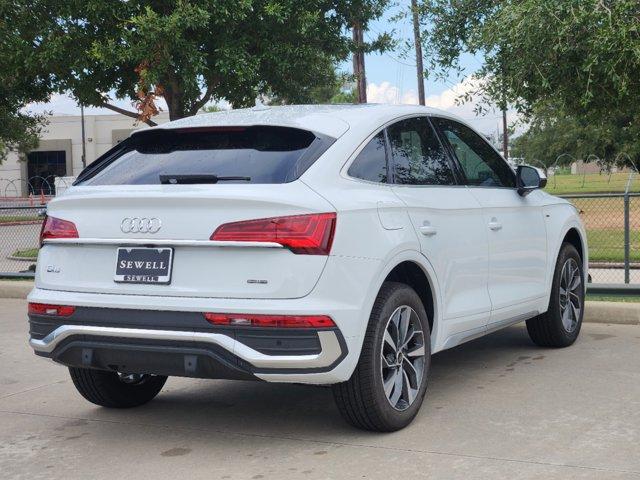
424 0 640 116
0 80 44 162
0 0 390 147
511 104 640 172
0 8 48 161
421 0 640 167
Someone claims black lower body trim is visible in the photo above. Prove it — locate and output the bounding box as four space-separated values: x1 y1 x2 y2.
45 336 257 381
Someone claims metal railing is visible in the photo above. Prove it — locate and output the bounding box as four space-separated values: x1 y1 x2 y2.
0 195 638 294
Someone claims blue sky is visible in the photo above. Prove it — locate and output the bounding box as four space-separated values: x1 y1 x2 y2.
27 1 510 136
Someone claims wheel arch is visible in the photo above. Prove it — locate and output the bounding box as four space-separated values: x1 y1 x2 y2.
562 227 585 262
383 261 435 334
550 221 589 299
368 250 442 349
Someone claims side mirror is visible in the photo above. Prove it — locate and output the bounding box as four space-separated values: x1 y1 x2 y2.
516 165 547 196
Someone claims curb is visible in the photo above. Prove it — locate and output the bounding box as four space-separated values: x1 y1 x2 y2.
0 281 638 325
583 301 640 325
0 280 34 299
590 262 640 270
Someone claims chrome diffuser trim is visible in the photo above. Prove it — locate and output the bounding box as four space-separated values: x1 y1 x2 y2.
29 325 341 369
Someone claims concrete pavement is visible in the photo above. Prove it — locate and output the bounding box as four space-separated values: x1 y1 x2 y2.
1 298 640 479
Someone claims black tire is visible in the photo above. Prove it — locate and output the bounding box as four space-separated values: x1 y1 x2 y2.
332 281 431 432
69 367 167 408
526 243 585 348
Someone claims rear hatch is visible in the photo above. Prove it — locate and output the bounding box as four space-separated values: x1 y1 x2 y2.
36 125 338 299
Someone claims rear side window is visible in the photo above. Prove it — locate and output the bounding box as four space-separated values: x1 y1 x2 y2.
347 132 388 183
77 126 333 185
387 117 456 186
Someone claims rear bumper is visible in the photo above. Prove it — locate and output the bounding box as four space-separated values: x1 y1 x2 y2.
28 255 382 383
29 306 347 381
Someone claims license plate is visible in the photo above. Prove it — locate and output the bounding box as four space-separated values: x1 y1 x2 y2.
114 248 173 284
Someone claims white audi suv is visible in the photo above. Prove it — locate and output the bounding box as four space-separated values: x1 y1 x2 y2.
28 104 587 431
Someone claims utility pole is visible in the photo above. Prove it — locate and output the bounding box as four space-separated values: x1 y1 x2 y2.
352 24 367 103
411 0 425 105
502 108 509 160
80 104 87 169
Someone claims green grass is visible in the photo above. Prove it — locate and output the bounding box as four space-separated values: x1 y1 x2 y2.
587 229 640 263
11 247 38 259
0 215 41 224
544 172 638 195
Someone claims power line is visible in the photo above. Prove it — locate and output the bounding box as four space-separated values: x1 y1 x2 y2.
364 31 417 68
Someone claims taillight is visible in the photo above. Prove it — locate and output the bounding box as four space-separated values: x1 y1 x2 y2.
40 215 78 246
28 303 76 317
204 313 335 328
210 212 336 255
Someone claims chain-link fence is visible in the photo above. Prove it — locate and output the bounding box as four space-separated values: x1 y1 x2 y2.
560 193 639 286
0 206 45 278
0 194 638 291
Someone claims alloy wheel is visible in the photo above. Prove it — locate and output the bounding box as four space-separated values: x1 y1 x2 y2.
559 258 582 333
380 305 426 411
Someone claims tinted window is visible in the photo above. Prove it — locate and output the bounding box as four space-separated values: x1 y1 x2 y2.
78 126 331 185
387 117 456 186
347 132 388 183
433 118 515 188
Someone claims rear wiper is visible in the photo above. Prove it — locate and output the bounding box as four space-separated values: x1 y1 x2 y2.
159 174 252 184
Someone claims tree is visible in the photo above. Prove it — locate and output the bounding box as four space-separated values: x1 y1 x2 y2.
2 0 391 131
421 0 640 166
267 68 357 105
511 105 640 173
0 6 49 161
0 82 45 162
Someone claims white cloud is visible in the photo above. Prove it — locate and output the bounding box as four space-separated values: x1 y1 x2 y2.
366 78 520 136
366 81 419 106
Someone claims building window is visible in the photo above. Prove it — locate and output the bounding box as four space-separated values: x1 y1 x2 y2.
27 150 67 195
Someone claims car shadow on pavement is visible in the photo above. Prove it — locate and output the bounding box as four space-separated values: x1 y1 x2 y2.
106 325 538 435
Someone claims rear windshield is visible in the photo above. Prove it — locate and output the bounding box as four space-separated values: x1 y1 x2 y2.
76 126 333 185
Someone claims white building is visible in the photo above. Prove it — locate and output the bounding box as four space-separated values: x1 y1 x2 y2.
0 112 170 197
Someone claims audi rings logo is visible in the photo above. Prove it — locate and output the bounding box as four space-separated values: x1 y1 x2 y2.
120 217 162 234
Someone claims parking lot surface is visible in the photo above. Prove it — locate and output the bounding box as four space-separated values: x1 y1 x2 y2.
1 298 639 479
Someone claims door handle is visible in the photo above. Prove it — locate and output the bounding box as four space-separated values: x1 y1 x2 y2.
419 224 437 237
488 219 502 231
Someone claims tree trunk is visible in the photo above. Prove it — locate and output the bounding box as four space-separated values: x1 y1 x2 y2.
164 86 187 121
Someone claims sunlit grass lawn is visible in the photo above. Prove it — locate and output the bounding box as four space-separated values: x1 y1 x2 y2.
586 229 640 263
544 172 638 195
10 247 39 259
